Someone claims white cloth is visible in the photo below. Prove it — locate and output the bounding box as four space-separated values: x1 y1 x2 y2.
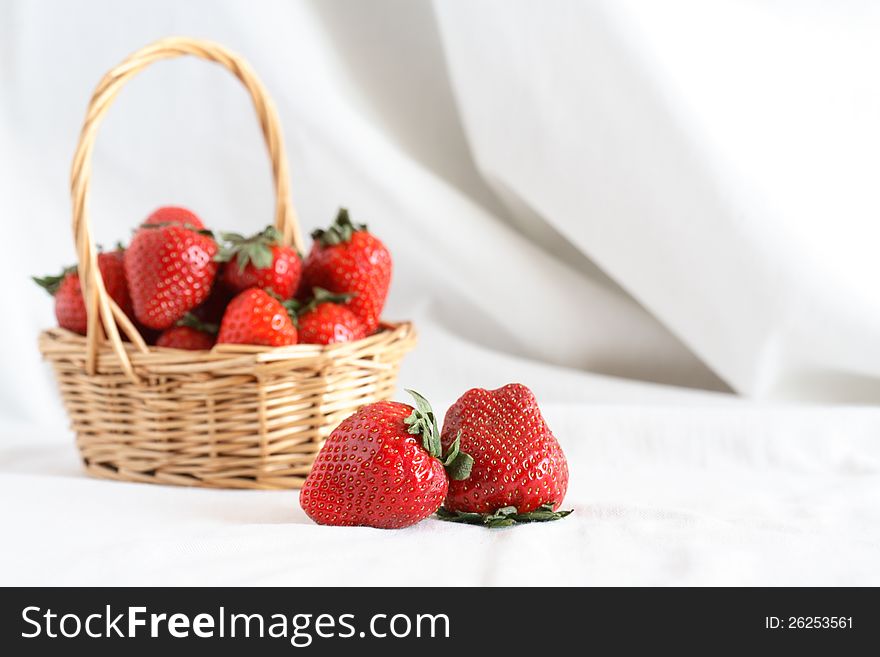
3 319 880 586
2 0 880 585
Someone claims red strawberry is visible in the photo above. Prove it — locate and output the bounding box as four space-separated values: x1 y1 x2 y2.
302 208 391 334
156 313 217 350
156 325 215 350
217 288 298 346
125 223 218 330
143 206 205 230
295 287 367 345
217 226 301 299
97 250 132 316
34 250 132 335
438 384 571 527
300 390 472 529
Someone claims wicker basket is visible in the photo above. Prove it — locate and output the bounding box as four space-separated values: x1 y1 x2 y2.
38 37 417 489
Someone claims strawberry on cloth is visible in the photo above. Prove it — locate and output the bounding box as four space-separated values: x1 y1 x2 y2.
300 390 473 529
437 383 571 527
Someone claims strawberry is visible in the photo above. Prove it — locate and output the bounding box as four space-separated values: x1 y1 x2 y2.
216 226 301 299
125 223 218 330
143 206 205 230
300 390 472 529
302 208 391 334
216 288 298 346
295 288 367 345
156 313 217 350
34 250 132 335
437 384 571 527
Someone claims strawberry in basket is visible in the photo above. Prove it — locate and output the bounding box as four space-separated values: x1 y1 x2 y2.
294 287 366 345
143 205 205 229
216 225 302 299
156 313 217 350
34 248 132 335
300 390 472 529
436 384 572 527
301 208 391 334
38 36 419 494
125 209 218 330
217 288 298 346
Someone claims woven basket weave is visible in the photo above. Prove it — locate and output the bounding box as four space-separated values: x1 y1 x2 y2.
38 37 417 489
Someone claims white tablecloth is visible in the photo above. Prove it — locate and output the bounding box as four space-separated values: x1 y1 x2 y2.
3 317 880 586
2 0 880 586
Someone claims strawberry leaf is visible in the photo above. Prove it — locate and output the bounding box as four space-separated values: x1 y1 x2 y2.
404 392 473 480
311 208 368 246
404 389 442 459
313 287 354 305
436 503 573 527
33 266 76 296
290 287 356 320
214 225 280 270
441 431 474 481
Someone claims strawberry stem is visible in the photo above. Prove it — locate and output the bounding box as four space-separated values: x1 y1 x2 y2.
436 504 573 527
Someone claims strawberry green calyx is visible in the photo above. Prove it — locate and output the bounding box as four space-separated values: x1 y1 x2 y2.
404 389 473 481
33 266 76 296
312 286 354 305
215 225 281 272
404 389 441 456
436 504 573 528
177 312 218 335
275 290 347 329
311 208 368 246
290 287 355 319
439 430 473 481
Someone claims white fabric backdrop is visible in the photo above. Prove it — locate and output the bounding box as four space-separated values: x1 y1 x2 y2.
1 0 879 585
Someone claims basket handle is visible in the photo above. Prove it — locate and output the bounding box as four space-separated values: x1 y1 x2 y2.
70 36 303 382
